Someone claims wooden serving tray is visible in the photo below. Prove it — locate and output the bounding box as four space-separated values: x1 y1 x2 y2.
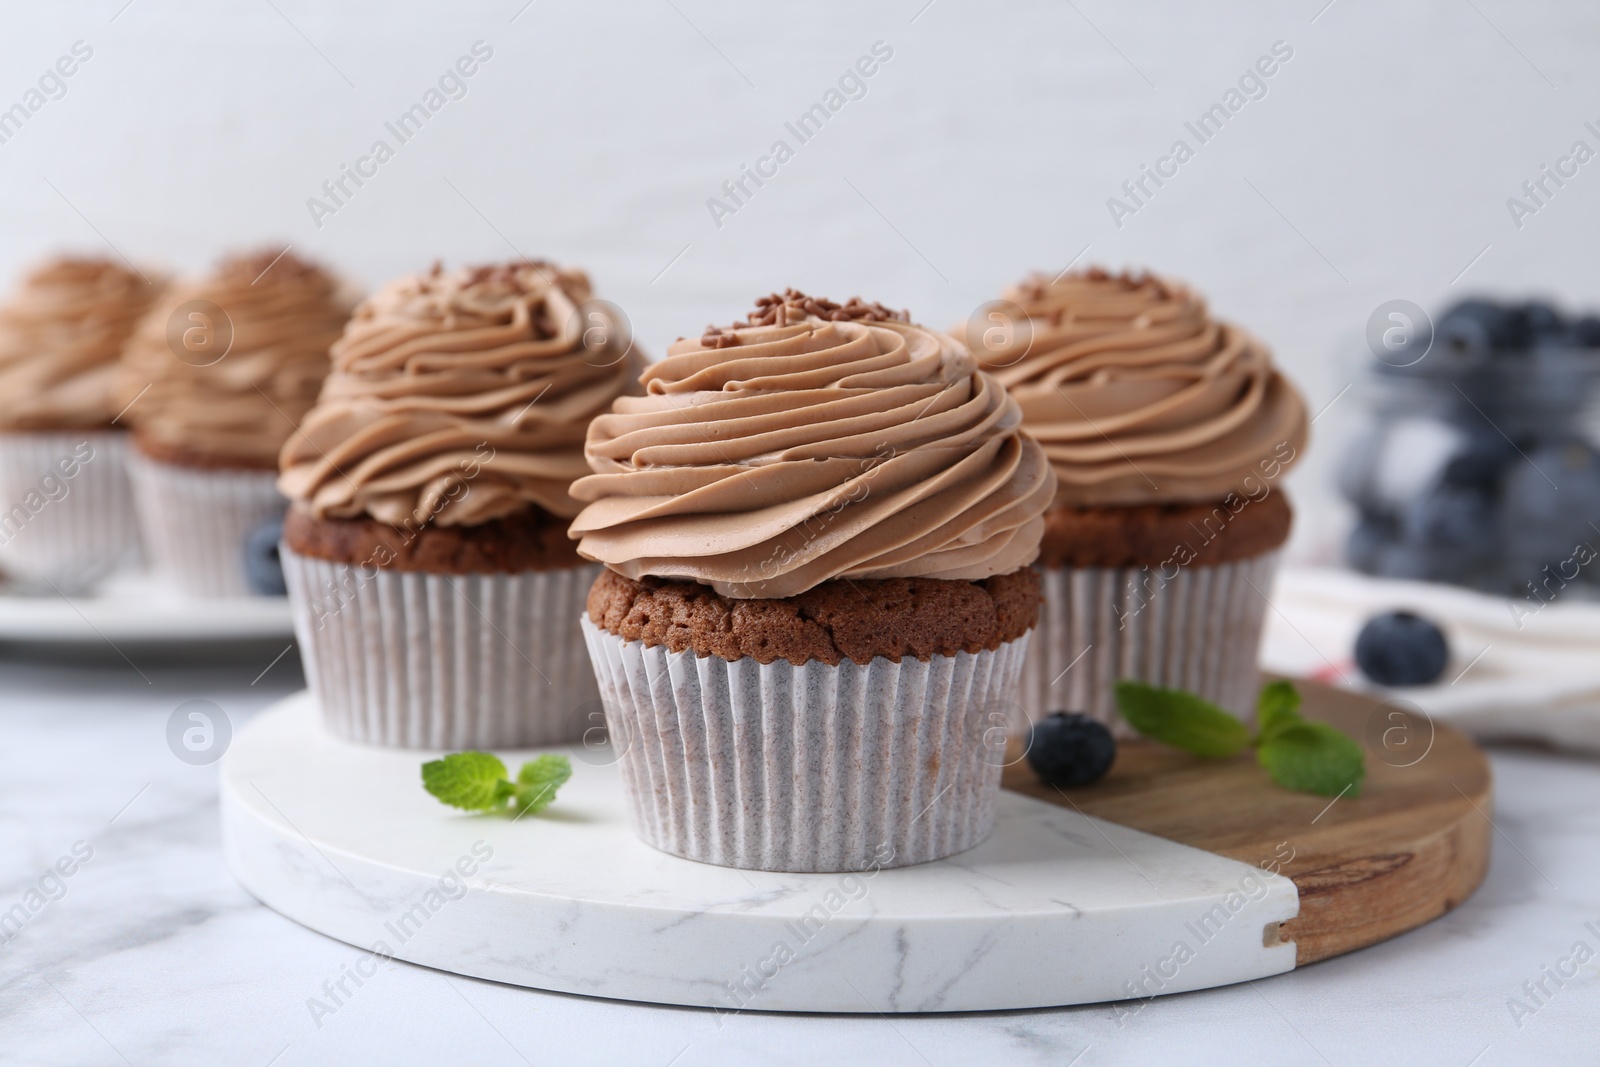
1004 678 1493 964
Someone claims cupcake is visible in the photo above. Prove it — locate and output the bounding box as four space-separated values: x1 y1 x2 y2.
0 257 161 589
278 261 641 749
118 250 352 597
959 268 1308 734
571 290 1055 872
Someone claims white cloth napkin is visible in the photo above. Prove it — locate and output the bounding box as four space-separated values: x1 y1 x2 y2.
1262 565 1600 754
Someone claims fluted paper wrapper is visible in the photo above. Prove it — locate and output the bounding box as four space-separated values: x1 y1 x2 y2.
0 431 140 589
126 453 284 598
583 617 1029 873
1018 552 1281 738
284 547 601 749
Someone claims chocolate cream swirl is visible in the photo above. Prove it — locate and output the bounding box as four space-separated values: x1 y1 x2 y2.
280 261 641 527
120 250 353 467
570 291 1056 599
0 257 161 431
961 268 1308 506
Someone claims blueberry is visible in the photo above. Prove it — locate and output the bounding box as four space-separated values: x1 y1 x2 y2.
1571 316 1600 347
243 517 287 596
1437 299 1516 353
1345 515 1396 573
1516 301 1565 341
1354 611 1450 687
1026 711 1116 787
1439 445 1510 491
1509 440 1600 512
1434 318 1496 371
1500 440 1600 587
1402 485 1496 553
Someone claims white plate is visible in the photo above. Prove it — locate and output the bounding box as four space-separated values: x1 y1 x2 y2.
0 570 293 643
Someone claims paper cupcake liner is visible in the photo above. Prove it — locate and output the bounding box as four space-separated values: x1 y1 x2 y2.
1018 552 1281 738
125 453 285 598
0 431 141 590
284 548 601 749
583 617 1030 873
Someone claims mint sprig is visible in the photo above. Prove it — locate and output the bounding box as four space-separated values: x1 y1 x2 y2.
1113 679 1365 797
422 751 573 815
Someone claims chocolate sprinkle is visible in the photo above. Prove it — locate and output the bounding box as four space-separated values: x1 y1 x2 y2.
1019 266 1169 302
699 288 911 347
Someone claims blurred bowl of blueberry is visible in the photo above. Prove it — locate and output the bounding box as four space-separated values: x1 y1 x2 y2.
1343 297 1600 600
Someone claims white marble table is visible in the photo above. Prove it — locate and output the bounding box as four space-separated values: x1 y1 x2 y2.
1 645 1596 1066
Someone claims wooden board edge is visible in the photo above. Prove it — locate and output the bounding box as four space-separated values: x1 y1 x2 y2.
1279 781 1490 964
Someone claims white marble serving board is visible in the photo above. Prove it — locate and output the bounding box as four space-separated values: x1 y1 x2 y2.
221 692 1300 1014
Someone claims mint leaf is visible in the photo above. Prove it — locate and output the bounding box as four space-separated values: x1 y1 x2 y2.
422 752 514 812
1117 679 1366 798
1114 680 1252 758
1257 721 1366 798
514 755 572 815
1255 680 1303 742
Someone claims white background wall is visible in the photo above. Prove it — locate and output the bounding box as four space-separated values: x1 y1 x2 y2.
4 0 1599 558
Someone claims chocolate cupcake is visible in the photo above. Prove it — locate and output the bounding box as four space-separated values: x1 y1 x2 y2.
0 257 161 589
571 290 1054 872
959 268 1307 734
279 260 640 749
118 250 352 596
